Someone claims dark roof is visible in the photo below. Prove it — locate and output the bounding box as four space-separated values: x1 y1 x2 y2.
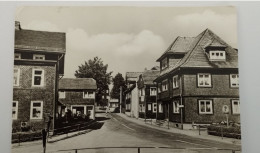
126 72 143 78
59 78 97 90
156 29 238 81
156 36 195 61
15 27 66 53
142 70 160 84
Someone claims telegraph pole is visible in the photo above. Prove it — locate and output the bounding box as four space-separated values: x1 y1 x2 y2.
120 86 122 113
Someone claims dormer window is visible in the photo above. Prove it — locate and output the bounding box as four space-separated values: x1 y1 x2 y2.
14 53 21 59
161 58 168 70
209 51 226 61
33 54 45 60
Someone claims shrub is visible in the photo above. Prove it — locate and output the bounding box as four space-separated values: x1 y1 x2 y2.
12 131 42 143
207 125 241 139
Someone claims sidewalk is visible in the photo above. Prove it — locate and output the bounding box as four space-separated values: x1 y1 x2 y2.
116 113 241 146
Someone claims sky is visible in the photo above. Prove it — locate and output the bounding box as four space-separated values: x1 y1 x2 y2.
15 6 237 79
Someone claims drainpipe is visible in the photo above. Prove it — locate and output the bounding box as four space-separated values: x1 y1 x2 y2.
180 73 183 130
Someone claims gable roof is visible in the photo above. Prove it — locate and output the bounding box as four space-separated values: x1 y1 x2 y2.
126 72 143 82
15 26 66 53
156 36 195 61
59 78 97 90
155 29 238 81
142 70 160 85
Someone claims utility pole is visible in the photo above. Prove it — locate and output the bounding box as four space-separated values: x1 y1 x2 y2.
120 86 122 113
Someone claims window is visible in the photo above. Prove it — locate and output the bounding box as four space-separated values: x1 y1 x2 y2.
150 87 157 96
152 103 157 113
173 101 180 114
139 104 145 112
59 91 65 99
14 53 21 59
161 58 168 70
162 80 168 91
83 91 95 99
199 100 213 114
148 104 152 111
232 100 240 114
30 101 43 119
33 54 45 60
172 75 179 89
158 103 163 113
158 83 161 93
198 73 211 87
13 68 20 86
12 101 18 119
230 74 239 87
126 104 131 110
140 88 145 96
32 69 44 86
209 51 226 60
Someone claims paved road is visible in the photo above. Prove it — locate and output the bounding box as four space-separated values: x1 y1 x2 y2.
11 113 241 153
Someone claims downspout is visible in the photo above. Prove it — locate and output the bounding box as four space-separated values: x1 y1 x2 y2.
53 54 64 133
180 70 184 130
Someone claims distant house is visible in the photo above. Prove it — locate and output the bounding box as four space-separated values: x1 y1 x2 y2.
154 29 239 129
58 78 97 120
109 99 119 108
137 69 160 119
124 72 142 118
13 21 66 132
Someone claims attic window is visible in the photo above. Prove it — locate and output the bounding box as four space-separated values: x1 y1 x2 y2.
209 51 226 61
33 54 45 60
161 58 168 70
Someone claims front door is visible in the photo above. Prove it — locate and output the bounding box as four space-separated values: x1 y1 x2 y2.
87 106 95 120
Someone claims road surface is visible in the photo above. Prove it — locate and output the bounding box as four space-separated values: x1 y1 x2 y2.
11 113 241 153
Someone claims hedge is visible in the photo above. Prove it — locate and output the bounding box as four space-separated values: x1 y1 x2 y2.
207 125 241 139
12 131 42 143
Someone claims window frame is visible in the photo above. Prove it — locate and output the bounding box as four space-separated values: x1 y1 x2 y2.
30 101 43 120
172 75 179 89
148 103 152 111
59 91 66 99
230 74 239 88
12 101 18 120
158 103 163 113
33 54 45 60
14 53 21 59
198 100 213 114
32 69 44 87
161 58 168 70
231 99 240 114
13 68 20 87
209 50 226 61
173 101 180 114
197 73 212 87
83 91 95 99
157 83 161 93
162 80 168 91
150 87 157 96
152 103 157 113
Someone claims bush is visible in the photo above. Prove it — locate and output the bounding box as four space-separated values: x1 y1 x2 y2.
12 131 42 143
207 125 241 139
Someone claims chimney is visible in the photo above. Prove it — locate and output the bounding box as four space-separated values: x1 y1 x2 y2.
15 21 21 30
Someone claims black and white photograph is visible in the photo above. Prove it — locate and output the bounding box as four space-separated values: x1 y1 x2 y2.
10 5 241 153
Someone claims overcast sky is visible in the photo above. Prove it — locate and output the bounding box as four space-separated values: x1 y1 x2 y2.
15 6 237 79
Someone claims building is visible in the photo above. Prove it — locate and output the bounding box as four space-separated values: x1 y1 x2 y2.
137 69 160 119
13 21 66 132
154 29 239 129
124 72 142 118
108 99 119 113
58 78 97 120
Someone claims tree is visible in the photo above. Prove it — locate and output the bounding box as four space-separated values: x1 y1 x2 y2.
110 73 127 101
75 57 112 106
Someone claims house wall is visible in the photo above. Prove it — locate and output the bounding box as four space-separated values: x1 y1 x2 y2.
13 64 56 131
184 97 240 123
183 73 239 96
131 85 139 118
58 90 95 106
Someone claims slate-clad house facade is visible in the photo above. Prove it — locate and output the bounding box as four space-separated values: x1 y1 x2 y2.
137 69 159 119
125 72 142 118
154 29 240 128
58 78 97 120
13 21 66 131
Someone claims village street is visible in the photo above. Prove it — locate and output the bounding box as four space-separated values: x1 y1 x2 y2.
12 113 240 153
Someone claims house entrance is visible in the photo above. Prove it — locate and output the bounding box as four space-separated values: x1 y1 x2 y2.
87 105 95 120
